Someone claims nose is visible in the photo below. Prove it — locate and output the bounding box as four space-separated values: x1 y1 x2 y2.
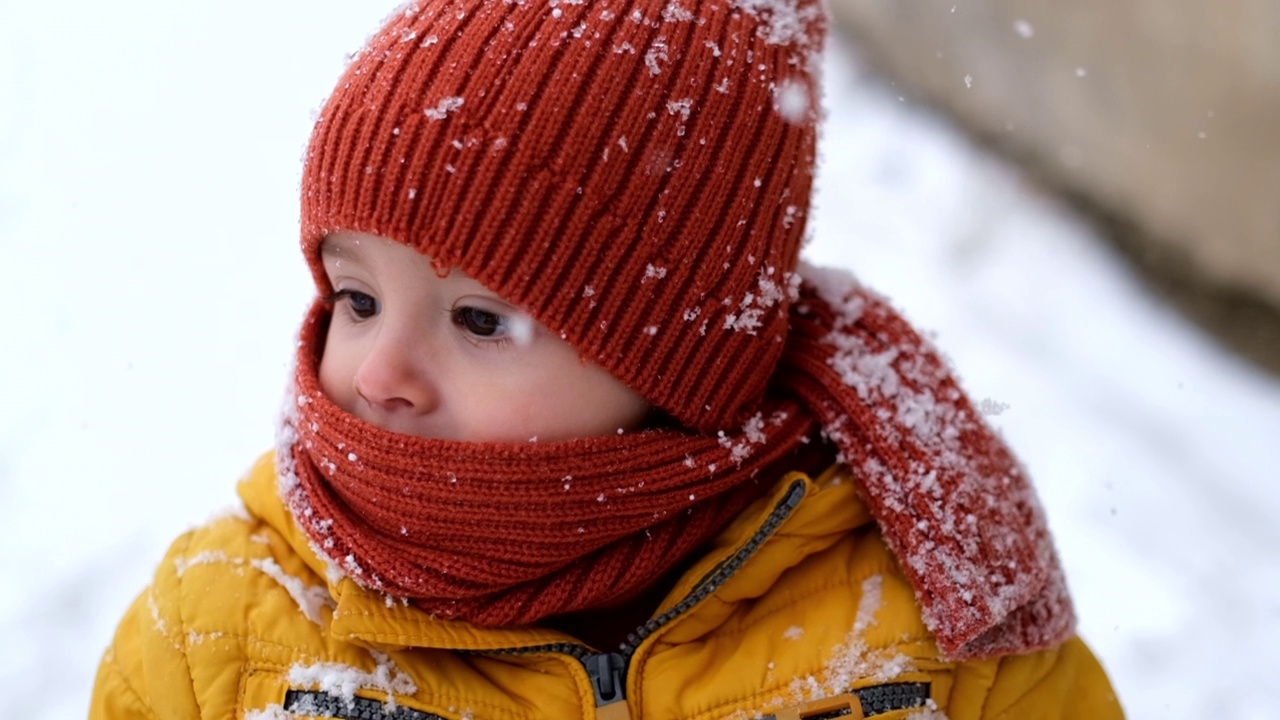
352 329 440 417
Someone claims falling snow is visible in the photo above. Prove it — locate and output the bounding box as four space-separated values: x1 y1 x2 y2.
976 398 1009 416
11 17 1278 719
508 314 536 346
774 78 810 124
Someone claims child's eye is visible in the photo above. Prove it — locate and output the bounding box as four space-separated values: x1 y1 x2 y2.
332 289 379 319
452 306 506 338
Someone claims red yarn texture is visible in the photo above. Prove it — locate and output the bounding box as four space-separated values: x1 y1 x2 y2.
285 0 1075 661
282 277 1075 660
299 0 825 433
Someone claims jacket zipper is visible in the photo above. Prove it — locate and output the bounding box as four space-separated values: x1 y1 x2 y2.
283 689 448 720
498 479 810 719
849 682 931 716
756 682 932 719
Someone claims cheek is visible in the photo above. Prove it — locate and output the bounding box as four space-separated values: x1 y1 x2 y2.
510 362 647 439
458 378 543 440
447 362 569 442
317 328 357 407
582 376 650 431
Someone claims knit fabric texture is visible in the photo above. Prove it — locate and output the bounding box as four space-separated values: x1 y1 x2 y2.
283 0 1077 660
300 0 823 433
282 298 813 626
281 277 1075 659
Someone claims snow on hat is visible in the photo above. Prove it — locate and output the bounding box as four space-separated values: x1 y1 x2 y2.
300 0 826 432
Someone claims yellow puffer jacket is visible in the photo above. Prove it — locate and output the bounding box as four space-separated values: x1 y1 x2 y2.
91 453 1123 720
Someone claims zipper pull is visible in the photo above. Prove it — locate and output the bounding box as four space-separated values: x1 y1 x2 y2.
584 652 632 720
773 693 866 720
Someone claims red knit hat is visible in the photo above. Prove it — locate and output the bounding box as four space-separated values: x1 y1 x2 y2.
301 0 825 432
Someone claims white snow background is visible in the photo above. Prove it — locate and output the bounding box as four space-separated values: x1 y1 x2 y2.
1 1 1277 718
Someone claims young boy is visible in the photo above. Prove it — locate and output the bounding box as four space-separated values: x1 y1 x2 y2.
91 0 1124 717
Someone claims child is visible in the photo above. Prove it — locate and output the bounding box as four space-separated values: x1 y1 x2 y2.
91 0 1124 717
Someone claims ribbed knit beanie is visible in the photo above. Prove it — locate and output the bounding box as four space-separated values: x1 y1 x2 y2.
301 0 826 432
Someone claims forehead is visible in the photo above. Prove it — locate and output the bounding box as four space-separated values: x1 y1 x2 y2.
318 231 498 293
318 231 424 269
319 231 370 258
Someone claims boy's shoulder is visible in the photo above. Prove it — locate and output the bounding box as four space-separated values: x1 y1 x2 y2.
149 468 335 646
95 459 342 720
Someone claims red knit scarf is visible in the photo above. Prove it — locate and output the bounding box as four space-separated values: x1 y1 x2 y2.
279 272 1074 659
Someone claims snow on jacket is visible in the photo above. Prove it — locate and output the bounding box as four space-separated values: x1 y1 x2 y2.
90 452 1124 719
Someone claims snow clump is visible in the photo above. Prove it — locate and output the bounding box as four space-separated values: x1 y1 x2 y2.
288 653 417 712
731 0 822 48
424 96 464 120
645 39 669 75
717 410 787 463
251 558 335 625
244 705 292 720
662 1 695 22
723 265 795 333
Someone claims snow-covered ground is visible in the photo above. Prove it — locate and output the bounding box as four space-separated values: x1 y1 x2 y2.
1 2 1277 718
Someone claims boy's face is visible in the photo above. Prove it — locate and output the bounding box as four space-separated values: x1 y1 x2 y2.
317 231 650 442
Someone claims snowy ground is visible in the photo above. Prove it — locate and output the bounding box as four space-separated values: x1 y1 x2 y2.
1 2 1277 718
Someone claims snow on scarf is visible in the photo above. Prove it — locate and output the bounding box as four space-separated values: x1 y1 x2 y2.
279 268 1074 659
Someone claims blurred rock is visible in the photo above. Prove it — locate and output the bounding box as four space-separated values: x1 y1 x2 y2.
830 0 1280 372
